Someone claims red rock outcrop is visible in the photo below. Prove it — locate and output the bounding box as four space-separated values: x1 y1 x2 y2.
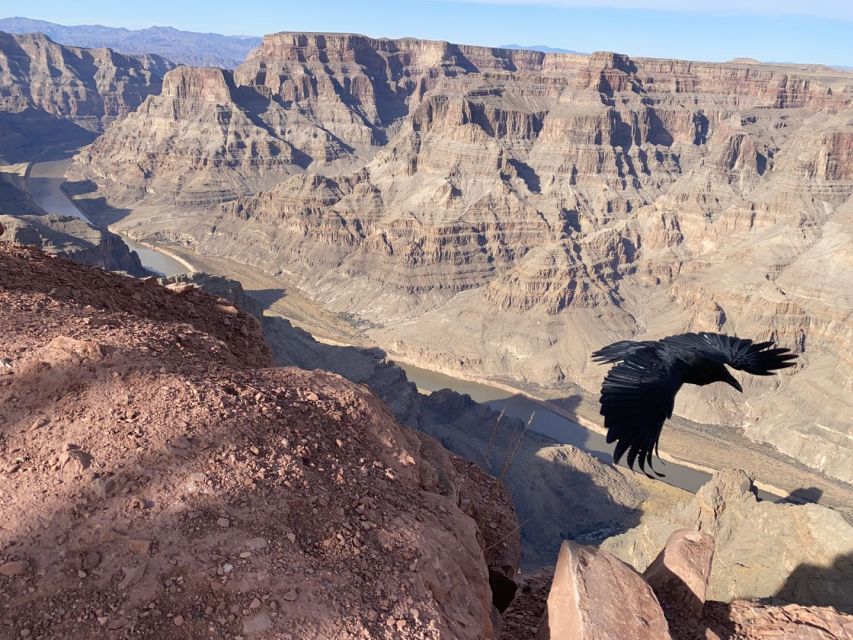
501 527 852 640
0 244 514 639
702 601 853 640
644 529 716 638
535 541 672 640
603 470 853 612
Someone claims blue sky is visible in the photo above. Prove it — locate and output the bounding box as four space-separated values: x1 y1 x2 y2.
2 0 852 66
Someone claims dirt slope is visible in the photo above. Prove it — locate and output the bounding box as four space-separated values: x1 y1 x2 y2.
0 244 515 639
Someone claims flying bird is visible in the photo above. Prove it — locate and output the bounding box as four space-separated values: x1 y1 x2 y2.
592 332 797 476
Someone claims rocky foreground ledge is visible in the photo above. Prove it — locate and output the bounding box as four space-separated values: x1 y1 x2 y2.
0 244 518 639
505 530 853 640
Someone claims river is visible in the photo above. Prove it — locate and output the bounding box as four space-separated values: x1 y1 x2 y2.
27 157 188 277
398 361 782 500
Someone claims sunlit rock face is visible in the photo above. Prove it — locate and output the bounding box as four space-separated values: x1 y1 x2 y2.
71 33 853 482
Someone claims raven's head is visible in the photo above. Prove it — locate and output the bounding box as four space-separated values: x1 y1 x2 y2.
719 366 743 393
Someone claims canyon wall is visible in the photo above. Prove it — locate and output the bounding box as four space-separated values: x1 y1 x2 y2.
69 33 853 482
0 31 173 161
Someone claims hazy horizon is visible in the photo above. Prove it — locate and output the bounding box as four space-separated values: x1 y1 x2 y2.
1 0 851 67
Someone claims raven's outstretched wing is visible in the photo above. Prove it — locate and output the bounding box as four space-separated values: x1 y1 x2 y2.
662 332 798 375
591 340 657 364
599 346 681 476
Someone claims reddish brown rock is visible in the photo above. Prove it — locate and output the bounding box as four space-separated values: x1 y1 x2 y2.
0 244 510 640
535 541 672 640
0 560 29 576
644 529 715 637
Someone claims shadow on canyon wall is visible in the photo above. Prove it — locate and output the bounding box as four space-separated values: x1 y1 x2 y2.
244 288 287 311
780 486 824 505
0 112 96 163
61 176 134 228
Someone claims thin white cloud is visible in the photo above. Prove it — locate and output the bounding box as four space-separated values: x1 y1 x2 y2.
435 0 853 20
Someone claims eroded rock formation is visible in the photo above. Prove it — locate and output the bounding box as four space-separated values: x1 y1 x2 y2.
502 520 853 640
0 31 173 161
69 33 853 483
603 469 853 612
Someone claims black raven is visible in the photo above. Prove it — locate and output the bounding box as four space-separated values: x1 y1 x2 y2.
592 332 797 476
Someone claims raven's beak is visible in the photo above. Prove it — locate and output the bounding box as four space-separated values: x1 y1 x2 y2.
722 369 743 393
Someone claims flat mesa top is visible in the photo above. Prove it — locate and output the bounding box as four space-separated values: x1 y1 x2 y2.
257 31 853 79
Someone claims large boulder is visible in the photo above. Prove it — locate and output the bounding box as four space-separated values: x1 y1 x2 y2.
644 529 715 619
603 469 853 611
644 529 715 638
501 531 851 640
535 541 671 640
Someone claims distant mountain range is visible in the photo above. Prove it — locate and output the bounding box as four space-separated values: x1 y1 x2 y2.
0 17 261 68
500 43 584 54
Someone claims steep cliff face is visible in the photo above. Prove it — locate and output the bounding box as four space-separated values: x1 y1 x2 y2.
74 66 305 206
0 31 173 161
69 34 853 482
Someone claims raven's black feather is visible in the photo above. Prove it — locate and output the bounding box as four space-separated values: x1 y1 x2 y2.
594 332 797 476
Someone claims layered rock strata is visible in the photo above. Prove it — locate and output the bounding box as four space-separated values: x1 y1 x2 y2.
0 31 172 161
70 33 853 482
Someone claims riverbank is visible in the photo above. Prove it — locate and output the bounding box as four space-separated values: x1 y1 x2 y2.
24 152 189 277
